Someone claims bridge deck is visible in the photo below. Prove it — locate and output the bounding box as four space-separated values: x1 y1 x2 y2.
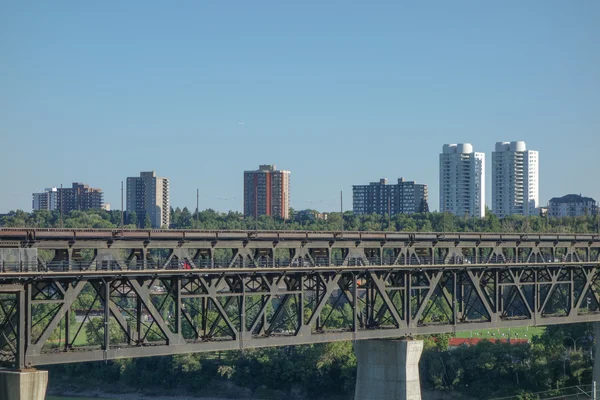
1 227 599 242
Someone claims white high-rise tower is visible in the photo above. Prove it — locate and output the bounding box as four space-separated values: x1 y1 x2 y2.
439 143 485 218
492 141 539 217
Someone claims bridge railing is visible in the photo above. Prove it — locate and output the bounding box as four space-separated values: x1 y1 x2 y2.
0 254 579 273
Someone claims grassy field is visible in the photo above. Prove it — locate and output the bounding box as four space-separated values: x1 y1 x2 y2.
44 322 89 348
454 325 545 340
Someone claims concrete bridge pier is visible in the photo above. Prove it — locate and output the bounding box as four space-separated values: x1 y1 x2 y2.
0 369 48 400
354 339 423 400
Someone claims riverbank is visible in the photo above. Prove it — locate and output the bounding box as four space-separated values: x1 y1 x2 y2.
48 390 467 400
48 390 468 400
48 395 259 400
48 388 264 400
47 378 319 400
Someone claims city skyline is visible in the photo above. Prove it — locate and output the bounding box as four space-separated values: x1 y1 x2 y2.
1 2 599 213
19 141 598 217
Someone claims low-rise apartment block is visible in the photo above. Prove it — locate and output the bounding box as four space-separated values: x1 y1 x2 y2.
353 178 428 216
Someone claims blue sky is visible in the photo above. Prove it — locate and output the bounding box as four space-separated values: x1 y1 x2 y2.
1 1 599 213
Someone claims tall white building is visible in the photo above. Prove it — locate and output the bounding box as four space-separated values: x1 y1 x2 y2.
439 143 485 218
126 171 170 228
32 187 58 211
492 141 539 217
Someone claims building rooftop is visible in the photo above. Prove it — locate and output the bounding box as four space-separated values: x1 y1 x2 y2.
355 178 421 187
245 165 290 173
442 143 474 154
549 194 596 204
494 141 528 152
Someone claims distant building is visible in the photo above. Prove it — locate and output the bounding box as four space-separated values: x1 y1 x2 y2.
548 194 597 218
492 141 539 217
244 165 290 219
101 203 111 211
32 187 58 211
353 178 428 216
126 171 170 228
296 209 329 221
58 183 104 213
33 184 103 213
439 144 485 218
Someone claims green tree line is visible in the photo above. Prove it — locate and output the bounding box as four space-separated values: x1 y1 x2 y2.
2 207 599 233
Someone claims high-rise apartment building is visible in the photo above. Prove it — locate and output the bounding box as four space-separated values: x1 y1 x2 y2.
32 188 58 211
549 194 597 218
439 143 485 218
58 183 104 213
353 178 428 216
492 141 539 217
243 165 290 219
33 183 103 213
126 171 170 228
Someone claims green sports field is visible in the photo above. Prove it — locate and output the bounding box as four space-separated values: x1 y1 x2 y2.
453 325 545 340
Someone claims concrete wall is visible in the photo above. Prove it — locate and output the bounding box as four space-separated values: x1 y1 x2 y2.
0 370 48 400
354 339 423 400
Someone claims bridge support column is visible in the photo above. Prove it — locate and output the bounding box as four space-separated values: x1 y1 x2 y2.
354 339 423 400
0 369 48 400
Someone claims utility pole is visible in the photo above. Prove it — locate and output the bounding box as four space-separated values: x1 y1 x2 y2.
546 201 550 232
443 211 447 233
59 183 63 228
120 181 124 229
472 196 475 232
388 195 391 231
525 199 529 233
255 187 258 231
597 201 599 236
340 191 344 234
196 188 199 228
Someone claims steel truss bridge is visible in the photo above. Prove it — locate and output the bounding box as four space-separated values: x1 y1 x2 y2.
0 228 599 369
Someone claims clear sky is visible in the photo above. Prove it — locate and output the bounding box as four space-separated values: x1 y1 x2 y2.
1 1 599 213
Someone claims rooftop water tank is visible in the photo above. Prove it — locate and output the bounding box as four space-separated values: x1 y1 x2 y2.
457 143 473 154
510 141 526 152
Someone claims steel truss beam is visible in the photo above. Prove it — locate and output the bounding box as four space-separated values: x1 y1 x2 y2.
0 263 599 368
0 229 599 368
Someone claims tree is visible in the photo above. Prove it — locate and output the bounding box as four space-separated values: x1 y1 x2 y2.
179 207 193 228
144 213 152 229
128 211 138 227
419 220 433 232
84 318 126 346
419 198 430 213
